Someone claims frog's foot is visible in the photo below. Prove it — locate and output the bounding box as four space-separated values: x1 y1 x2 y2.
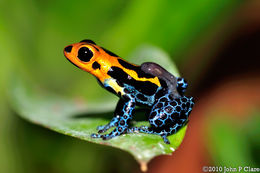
91 125 128 140
128 126 170 144
96 117 119 133
92 98 135 140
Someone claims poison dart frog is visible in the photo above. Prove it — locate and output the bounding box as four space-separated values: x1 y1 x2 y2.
64 39 194 144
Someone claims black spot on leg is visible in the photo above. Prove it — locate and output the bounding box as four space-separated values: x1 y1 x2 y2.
155 120 163 127
155 103 163 109
179 111 187 119
176 99 181 105
118 127 123 132
181 97 187 102
171 112 179 119
175 106 181 112
170 101 177 106
160 113 167 120
137 94 148 102
181 103 187 109
120 120 125 126
165 106 173 113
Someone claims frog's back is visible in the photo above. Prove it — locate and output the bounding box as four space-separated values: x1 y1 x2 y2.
141 62 181 98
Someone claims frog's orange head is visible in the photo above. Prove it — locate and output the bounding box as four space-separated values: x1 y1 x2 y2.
64 39 104 76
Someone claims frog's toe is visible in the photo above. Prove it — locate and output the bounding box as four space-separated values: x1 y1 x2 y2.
127 127 138 133
101 135 113 140
91 133 101 138
97 126 110 133
139 125 149 130
161 134 170 144
96 125 106 131
91 133 110 140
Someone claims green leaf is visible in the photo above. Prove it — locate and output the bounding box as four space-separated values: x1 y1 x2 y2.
8 45 186 171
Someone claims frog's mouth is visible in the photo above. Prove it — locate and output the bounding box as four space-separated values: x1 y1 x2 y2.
65 55 79 69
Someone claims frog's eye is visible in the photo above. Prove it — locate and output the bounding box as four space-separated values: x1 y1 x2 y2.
77 47 93 62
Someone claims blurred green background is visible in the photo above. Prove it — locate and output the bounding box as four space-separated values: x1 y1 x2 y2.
0 0 259 173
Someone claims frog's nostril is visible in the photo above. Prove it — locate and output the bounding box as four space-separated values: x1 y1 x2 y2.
64 46 73 53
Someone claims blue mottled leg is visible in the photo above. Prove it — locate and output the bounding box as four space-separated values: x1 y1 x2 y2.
95 96 132 133
129 95 194 144
96 116 119 133
128 126 171 144
91 98 135 140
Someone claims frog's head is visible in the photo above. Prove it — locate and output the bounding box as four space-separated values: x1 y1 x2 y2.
64 39 121 82
64 39 104 75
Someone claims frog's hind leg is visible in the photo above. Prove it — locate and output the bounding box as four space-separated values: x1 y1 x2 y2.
129 95 194 144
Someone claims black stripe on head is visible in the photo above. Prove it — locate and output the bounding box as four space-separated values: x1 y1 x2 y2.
101 47 119 57
107 67 158 96
92 45 100 52
118 59 155 78
80 39 96 45
92 61 101 70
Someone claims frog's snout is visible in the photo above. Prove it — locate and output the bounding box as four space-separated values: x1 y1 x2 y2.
64 45 73 53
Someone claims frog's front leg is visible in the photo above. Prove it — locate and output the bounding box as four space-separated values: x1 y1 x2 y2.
91 97 136 140
96 98 128 133
129 95 194 144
